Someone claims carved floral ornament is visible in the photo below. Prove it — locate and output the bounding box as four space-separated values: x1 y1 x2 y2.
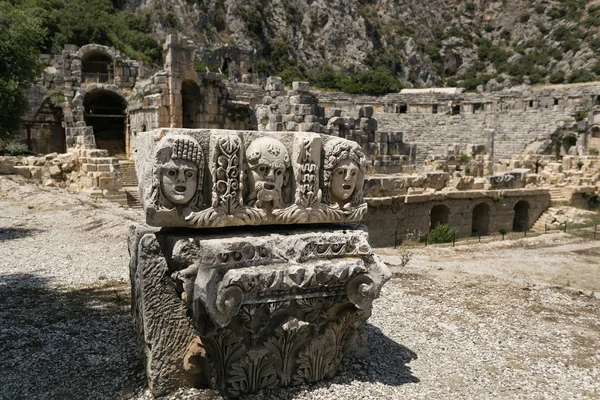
146 133 368 227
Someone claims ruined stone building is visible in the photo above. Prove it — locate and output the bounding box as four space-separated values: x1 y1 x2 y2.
21 34 253 158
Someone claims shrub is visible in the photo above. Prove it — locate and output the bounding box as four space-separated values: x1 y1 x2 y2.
519 13 530 22
589 148 599 155
340 67 403 95
593 60 600 76
568 69 596 83
5 140 29 156
428 223 456 244
535 4 546 14
549 70 566 84
547 7 566 20
307 64 345 90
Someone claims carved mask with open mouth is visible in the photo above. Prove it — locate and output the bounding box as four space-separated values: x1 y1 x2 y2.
160 159 198 205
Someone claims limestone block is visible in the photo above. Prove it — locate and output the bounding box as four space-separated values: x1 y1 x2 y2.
49 165 62 177
14 166 32 179
374 131 388 143
356 106 365 118
265 77 283 91
130 224 390 397
292 81 310 92
30 166 43 180
135 129 368 228
285 121 298 131
359 118 377 132
81 163 97 172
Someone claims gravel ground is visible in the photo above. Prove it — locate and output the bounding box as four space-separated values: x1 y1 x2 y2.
1 175 599 400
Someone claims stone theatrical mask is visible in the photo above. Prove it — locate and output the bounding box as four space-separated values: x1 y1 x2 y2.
154 135 203 209
246 137 290 209
331 158 360 203
323 139 366 208
160 159 198 205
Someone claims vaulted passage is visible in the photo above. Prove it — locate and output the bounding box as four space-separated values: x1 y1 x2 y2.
83 90 127 156
430 205 450 231
472 203 490 235
513 201 529 232
182 80 202 128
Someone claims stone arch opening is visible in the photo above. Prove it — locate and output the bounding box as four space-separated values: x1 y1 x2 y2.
83 89 127 155
181 80 202 128
82 50 113 84
222 58 231 75
430 204 450 231
562 134 577 153
512 200 529 232
590 126 600 138
472 203 490 235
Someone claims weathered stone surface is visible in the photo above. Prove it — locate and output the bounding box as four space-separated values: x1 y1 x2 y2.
129 225 204 396
135 129 368 228
130 223 390 397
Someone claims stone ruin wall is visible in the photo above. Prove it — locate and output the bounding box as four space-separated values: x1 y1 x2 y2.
363 189 551 247
230 83 600 164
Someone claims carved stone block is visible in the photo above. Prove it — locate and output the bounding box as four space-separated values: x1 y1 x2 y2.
135 129 368 228
129 223 390 397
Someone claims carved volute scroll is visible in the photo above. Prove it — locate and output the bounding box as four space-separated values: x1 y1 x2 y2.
138 129 369 228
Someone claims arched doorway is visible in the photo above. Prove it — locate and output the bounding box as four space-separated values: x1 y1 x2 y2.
562 134 577 154
83 90 127 156
430 204 450 231
513 201 529 231
181 80 202 128
81 51 113 84
472 203 490 235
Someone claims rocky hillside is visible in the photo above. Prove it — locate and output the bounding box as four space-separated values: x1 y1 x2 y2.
52 0 600 90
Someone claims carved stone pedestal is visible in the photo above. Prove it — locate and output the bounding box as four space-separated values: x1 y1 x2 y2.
129 223 390 397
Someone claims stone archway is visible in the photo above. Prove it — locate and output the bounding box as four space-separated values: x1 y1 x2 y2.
562 134 577 154
513 200 529 232
181 80 202 128
83 89 127 155
472 203 490 235
430 204 450 231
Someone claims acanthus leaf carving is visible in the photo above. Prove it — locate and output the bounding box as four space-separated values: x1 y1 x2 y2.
292 333 337 385
265 318 310 385
202 329 246 392
227 349 278 397
296 297 336 325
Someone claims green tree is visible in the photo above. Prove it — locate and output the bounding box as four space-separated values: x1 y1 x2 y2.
0 2 46 142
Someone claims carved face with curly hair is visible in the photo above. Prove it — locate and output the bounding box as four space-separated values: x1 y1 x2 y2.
323 139 366 207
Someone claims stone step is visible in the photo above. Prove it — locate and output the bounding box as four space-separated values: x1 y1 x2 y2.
119 161 139 187
104 190 129 208
124 186 142 209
